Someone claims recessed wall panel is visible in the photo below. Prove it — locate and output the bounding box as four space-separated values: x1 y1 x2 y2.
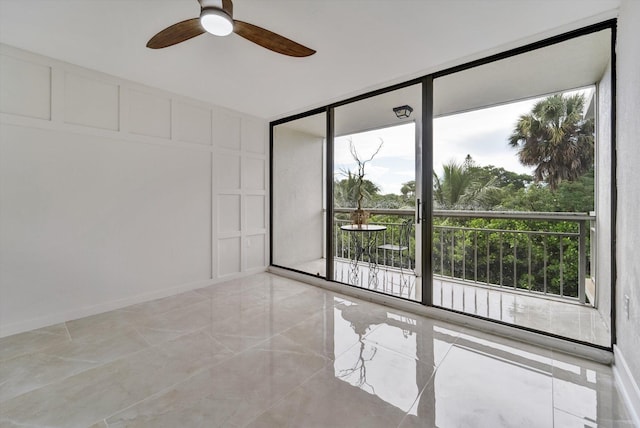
218 237 241 276
213 110 241 150
64 72 119 130
215 152 241 190
173 101 211 145
246 195 265 230
218 194 241 233
0 54 50 119
128 89 171 139
242 158 265 191
246 234 265 270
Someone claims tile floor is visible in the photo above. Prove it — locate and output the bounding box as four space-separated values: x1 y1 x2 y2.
0 273 634 427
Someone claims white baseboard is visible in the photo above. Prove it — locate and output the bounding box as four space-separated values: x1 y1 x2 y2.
0 276 221 338
614 345 640 426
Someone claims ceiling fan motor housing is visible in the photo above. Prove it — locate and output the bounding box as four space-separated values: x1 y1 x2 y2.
199 0 233 18
199 0 234 36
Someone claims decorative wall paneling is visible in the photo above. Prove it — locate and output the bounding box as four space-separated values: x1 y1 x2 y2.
0 44 267 336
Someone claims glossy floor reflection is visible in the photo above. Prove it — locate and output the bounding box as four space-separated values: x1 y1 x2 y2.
292 258 419 300
0 273 633 427
291 258 610 347
433 278 611 347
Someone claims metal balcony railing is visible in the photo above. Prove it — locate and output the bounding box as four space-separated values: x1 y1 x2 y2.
333 208 593 303
334 208 415 270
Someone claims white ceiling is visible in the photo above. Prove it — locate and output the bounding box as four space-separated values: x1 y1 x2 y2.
278 28 611 138
0 0 620 120
433 29 612 117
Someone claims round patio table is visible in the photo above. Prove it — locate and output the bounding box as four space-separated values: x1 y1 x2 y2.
340 224 387 288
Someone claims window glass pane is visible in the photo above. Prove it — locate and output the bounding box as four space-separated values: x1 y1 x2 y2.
431 29 611 347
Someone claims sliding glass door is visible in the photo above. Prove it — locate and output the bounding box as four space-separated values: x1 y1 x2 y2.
331 83 423 302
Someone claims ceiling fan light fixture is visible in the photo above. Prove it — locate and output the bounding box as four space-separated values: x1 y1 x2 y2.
147 0 315 56
200 7 233 36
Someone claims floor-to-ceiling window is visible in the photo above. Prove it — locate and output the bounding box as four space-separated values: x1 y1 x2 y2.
431 27 613 347
271 22 615 349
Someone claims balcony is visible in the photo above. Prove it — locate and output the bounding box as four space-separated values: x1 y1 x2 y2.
327 208 609 345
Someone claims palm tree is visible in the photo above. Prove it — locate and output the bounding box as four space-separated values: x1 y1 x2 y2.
508 93 594 190
433 160 496 209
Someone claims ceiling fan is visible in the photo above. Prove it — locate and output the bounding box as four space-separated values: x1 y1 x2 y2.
146 0 316 57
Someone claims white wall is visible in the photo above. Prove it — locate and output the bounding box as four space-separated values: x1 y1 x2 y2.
272 126 324 268
0 44 267 337
615 0 640 422
595 58 612 333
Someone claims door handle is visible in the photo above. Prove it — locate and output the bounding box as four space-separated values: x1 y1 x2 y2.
416 198 421 224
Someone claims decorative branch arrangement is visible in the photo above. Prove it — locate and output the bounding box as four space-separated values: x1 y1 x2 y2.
349 138 383 226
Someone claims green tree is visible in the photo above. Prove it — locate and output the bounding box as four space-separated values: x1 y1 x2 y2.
371 193 405 209
554 169 594 212
334 171 380 208
469 165 532 190
400 180 415 200
499 183 560 212
508 93 594 190
433 160 496 210
500 169 594 212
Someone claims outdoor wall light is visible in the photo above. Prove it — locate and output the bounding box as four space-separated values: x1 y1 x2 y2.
393 105 413 119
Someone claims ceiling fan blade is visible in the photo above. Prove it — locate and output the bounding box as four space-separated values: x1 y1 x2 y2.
233 20 315 57
147 18 205 49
